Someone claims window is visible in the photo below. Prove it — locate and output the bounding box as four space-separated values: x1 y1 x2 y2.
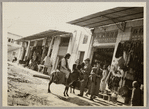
83 35 88 44
79 51 85 64
60 37 70 46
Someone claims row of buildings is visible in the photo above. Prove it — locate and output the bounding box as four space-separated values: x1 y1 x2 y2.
8 7 144 88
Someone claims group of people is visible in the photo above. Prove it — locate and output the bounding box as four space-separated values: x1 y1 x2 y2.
77 59 110 101
58 53 110 100
58 53 143 106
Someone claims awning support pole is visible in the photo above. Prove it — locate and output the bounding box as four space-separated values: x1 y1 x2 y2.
101 15 126 32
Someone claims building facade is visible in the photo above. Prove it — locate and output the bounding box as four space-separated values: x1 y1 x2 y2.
17 29 92 72
7 32 23 62
87 19 143 66
68 7 144 100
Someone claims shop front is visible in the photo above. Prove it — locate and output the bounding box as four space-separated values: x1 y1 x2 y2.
17 30 72 73
68 7 144 105
90 20 144 104
91 30 118 66
91 47 114 66
27 38 52 71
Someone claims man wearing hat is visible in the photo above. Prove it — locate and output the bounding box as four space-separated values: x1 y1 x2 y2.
78 58 92 97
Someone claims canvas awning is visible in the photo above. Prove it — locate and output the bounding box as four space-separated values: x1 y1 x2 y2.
16 30 72 41
68 7 143 28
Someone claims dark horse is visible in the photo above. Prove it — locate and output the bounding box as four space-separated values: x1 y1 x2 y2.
48 69 80 97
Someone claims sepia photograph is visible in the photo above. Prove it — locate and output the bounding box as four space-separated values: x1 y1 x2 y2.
2 2 146 107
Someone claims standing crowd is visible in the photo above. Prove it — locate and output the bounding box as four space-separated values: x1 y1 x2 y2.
59 53 143 106
31 52 143 106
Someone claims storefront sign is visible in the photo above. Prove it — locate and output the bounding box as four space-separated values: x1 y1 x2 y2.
93 30 118 44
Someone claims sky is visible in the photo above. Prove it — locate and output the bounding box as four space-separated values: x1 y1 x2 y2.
3 2 145 37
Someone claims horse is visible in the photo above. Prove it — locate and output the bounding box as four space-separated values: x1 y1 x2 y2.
48 69 80 97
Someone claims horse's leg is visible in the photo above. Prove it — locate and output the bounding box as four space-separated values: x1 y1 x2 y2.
73 82 76 94
66 87 69 97
73 87 75 94
70 87 72 93
48 76 53 93
63 87 67 97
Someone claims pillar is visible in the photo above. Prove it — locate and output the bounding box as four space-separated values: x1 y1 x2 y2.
42 38 47 46
20 42 25 61
47 36 54 57
67 35 73 54
34 40 37 46
68 32 78 70
24 41 31 60
111 27 132 65
86 35 94 64
50 36 61 70
111 27 132 88
75 31 83 60
17 42 23 63
41 38 47 62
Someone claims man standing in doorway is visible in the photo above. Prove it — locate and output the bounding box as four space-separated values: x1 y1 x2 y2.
78 58 92 97
43 55 52 75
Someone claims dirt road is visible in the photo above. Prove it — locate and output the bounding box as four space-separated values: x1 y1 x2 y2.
7 63 123 107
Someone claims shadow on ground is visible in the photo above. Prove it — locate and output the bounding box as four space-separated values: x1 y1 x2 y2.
51 93 124 106
51 93 93 106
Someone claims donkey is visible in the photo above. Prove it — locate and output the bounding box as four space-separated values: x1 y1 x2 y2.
48 69 80 97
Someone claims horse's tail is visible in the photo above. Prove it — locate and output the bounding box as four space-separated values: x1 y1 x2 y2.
50 70 59 83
